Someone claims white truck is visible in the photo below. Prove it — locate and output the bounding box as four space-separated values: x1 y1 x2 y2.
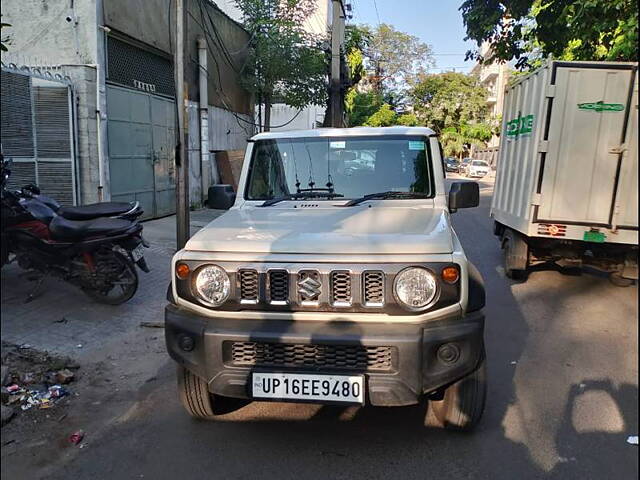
166 127 488 431
491 61 638 285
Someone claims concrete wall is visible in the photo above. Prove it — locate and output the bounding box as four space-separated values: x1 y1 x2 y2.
260 103 325 131
188 101 253 207
2 0 99 65
2 1 103 204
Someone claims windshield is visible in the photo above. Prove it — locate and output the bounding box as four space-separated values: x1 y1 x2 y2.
245 136 434 200
471 160 488 166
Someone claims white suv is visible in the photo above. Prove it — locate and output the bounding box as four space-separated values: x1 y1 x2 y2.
166 127 487 431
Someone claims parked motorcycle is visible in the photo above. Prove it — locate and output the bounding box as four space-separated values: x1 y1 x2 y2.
1 157 149 304
19 183 143 221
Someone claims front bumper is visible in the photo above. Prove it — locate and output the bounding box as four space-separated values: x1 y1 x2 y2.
165 304 484 407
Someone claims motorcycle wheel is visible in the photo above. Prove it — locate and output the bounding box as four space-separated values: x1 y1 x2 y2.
83 251 139 305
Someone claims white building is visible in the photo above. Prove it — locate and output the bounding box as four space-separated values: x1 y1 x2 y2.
471 42 511 148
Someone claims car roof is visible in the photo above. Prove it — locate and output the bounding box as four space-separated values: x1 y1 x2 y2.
251 126 437 141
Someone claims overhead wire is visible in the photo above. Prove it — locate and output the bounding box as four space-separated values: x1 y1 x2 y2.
191 3 304 132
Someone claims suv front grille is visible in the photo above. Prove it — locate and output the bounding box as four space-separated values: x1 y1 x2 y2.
238 269 258 303
363 271 384 306
330 271 352 306
267 270 289 304
228 342 394 371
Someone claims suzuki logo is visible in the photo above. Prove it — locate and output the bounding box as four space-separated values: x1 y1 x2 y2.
298 273 321 302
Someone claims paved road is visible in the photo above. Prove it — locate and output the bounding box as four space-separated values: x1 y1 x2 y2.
3 177 638 479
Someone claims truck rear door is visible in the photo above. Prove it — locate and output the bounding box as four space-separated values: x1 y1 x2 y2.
537 63 636 227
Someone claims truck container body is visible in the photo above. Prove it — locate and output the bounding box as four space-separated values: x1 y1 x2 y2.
491 60 638 281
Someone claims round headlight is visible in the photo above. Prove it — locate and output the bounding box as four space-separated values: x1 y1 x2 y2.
394 267 437 310
194 265 230 306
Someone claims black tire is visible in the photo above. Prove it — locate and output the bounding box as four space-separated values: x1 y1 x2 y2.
609 273 634 287
177 366 248 419
431 357 487 431
83 251 138 305
502 235 527 280
178 365 217 419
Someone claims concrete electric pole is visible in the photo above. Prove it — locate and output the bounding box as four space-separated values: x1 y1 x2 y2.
175 0 190 250
329 0 345 127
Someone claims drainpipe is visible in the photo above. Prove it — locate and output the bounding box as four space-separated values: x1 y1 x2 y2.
95 61 105 201
57 62 104 202
197 36 216 205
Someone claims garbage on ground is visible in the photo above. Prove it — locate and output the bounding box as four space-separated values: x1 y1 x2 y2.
627 435 638 445
5 384 70 411
69 430 84 445
55 369 75 384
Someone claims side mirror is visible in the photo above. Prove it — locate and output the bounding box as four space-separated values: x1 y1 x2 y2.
207 184 236 210
448 181 479 212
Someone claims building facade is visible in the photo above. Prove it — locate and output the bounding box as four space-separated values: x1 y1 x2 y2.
471 42 510 148
1 0 253 217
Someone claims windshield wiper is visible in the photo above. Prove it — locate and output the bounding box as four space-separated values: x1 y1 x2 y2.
259 189 344 207
341 191 430 207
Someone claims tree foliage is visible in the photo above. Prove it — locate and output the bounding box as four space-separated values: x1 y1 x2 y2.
409 72 489 133
235 0 327 129
366 23 434 92
409 72 492 157
363 104 397 127
460 0 639 69
345 90 383 126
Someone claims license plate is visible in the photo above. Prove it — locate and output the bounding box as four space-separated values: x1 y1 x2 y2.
130 244 144 262
252 373 364 404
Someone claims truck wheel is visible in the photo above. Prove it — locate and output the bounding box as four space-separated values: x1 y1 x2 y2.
609 273 634 287
178 365 218 419
430 357 487 431
502 230 528 280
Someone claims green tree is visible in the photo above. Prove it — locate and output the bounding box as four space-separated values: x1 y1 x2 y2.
409 72 489 132
366 23 435 93
396 113 420 126
345 90 383 126
363 103 397 127
409 72 492 157
441 124 492 158
460 0 639 69
235 0 328 130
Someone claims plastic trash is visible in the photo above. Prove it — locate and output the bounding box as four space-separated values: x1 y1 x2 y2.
69 430 84 445
628 436 638 445
7 384 20 393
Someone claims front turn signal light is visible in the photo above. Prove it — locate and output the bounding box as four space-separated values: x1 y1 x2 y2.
441 266 459 284
176 263 191 279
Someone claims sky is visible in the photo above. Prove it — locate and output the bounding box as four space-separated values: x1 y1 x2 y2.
348 0 478 73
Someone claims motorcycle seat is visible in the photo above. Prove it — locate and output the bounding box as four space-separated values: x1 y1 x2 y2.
49 215 134 241
58 202 135 221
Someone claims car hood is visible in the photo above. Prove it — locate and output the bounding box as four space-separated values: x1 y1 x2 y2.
185 203 454 255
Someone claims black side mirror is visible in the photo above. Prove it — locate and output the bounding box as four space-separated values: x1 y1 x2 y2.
448 181 479 212
207 184 236 210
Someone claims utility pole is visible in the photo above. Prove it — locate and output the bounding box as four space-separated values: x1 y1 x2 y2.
175 0 190 250
329 0 345 127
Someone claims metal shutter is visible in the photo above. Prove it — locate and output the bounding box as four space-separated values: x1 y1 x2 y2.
34 86 71 158
0 71 35 157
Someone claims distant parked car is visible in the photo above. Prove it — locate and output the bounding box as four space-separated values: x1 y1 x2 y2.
466 160 490 178
444 158 459 173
